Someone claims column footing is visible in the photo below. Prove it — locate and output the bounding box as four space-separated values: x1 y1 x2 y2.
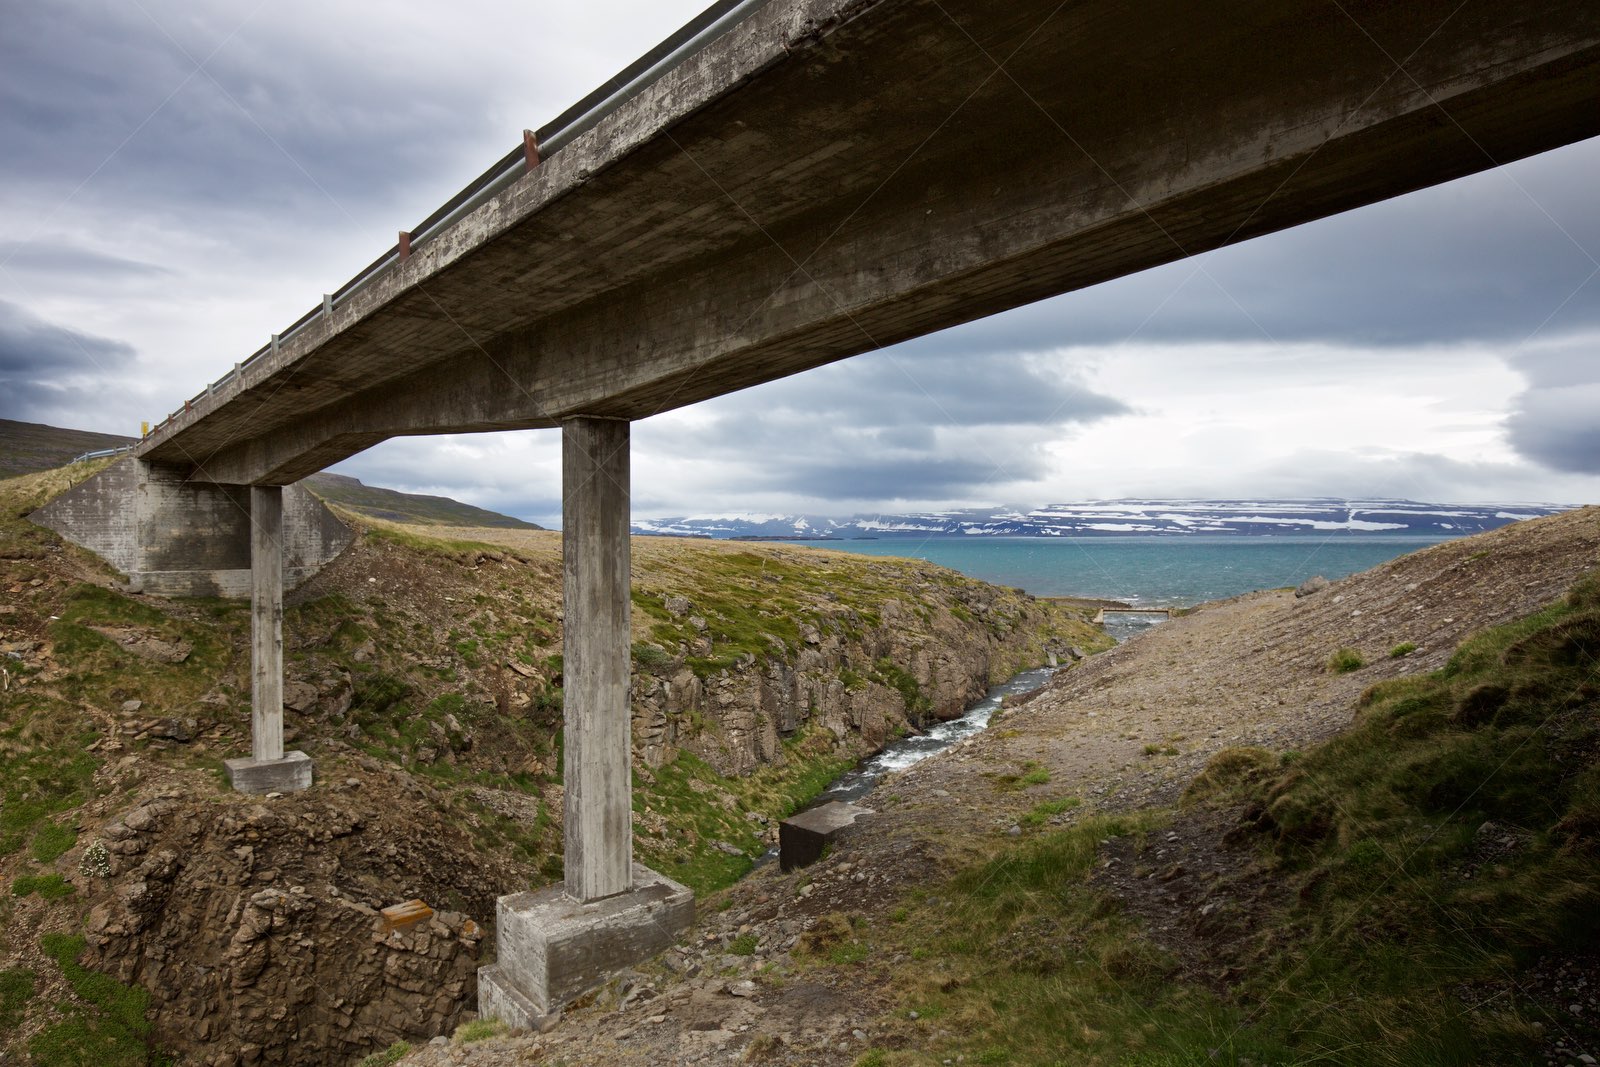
478 865 693 1028
224 750 313 794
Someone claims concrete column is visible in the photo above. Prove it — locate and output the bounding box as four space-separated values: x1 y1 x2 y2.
225 486 311 793
251 485 285 762
481 418 689 1025
561 416 632 902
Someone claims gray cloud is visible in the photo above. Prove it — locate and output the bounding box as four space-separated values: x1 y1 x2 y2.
0 1 498 234
628 350 1129 508
706 349 1130 431
894 138 1600 358
1503 337 1600 475
0 299 139 419
1506 340 1600 476
1506 384 1600 474
0 240 171 279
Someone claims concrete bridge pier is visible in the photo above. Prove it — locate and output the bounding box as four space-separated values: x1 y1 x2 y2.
223 485 314 793
479 417 692 1030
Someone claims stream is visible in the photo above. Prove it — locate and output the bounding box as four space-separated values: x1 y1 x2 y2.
812 665 1058 805
752 665 1058 867
758 619 1162 861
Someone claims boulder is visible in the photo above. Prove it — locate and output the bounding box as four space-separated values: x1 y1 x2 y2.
1295 575 1330 598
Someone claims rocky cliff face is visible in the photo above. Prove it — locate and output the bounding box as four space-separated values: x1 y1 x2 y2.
630 575 1091 776
82 789 496 1066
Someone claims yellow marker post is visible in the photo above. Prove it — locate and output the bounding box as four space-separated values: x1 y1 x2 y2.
141 421 149 437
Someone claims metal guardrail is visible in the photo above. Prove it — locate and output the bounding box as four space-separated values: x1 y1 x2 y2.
70 446 134 464
150 0 776 438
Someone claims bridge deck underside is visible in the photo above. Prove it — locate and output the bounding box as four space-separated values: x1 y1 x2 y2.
135 0 1600 486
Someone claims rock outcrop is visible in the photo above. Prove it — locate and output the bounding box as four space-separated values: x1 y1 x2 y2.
628 577 1091 775
80 788 508 1066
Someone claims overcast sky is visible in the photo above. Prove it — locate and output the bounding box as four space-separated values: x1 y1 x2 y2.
3 0 1597 527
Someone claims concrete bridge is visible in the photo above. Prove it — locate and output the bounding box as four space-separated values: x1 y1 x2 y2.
33 0 1600 1028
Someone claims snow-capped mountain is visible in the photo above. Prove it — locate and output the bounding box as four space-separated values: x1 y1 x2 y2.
630 500 1573 539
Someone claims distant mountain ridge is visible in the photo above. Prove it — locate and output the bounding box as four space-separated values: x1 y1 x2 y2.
633 500 1574 540
302 473 542 530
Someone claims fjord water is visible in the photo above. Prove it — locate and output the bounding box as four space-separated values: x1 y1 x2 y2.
816 534 1452 606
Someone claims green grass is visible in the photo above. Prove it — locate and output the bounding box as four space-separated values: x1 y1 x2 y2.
1019 796 1081 827
0 967 35 1034
1327 646 1365 673
1390 641 1418 658
29 933 152 1066
454 1018 507 1044
994 761 1052 790
728 933 759 956
354 1041 412 1066
872 658 933 724
0 703 100 859
636 732 855 894
31 822 77 863
12 873 75 900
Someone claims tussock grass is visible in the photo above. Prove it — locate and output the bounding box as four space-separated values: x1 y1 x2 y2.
1327 646 1366 673
354 1041 411 1067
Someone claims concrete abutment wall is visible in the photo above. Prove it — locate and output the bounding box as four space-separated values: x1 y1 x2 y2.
30 457 353 597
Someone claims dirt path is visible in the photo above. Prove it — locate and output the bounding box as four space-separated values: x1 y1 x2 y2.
397 508 1600 1067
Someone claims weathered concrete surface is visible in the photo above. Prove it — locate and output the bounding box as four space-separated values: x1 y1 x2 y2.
133 0 1600 486
30 457 351 596
779 801 873 871
223 750 314 794
250 484 285 764
562 418 633 903
479 866 694 1027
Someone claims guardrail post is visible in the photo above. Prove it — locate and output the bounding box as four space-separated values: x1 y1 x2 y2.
524 129 541 170
398 231 412 261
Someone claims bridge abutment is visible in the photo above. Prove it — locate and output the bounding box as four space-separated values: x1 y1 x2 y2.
479 417 691 1029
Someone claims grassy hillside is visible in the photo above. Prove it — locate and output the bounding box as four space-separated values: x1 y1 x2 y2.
0 419 133 479
304 473 541 529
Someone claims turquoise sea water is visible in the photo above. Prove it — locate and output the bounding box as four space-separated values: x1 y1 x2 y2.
810 534 1452 607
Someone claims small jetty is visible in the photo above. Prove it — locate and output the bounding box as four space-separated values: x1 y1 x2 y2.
1091 606 1174 624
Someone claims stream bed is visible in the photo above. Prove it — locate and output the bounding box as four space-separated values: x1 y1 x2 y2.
813 665 1057 805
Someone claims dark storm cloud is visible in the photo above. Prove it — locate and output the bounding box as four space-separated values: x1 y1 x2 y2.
634 350 1130 504
706 349 1131 432
732 451 1031 502
1506 385 1600 474
894 138 1600 356
0 300 138 418
0 1 491 226
1505 343 1600 475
